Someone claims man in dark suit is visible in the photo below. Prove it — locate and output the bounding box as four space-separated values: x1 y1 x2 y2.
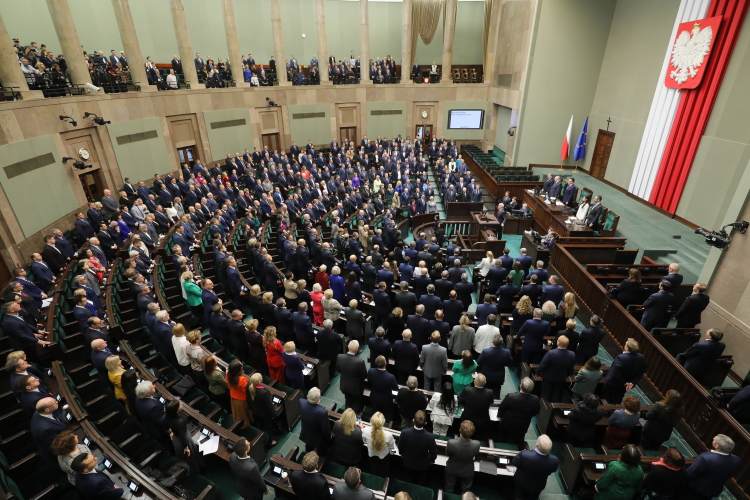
601 338 646 403
641 281 674 331
397 411 437 486
685 434 741 500
368 356 399 421
133 381 171 450
317 320 342 378
395 282 418 318
662 263 683 288
486 260 508 294
562 177 576 206
292 303 315 353
586 195 603 230
392 330 420 384
548 175 563 199
445 420 481 494
31 253 56 291
372 282 391 330
201 280 220 325
540 275 565 307
518 309 550 372
367 327 391 366
299 387 332 452
136 284 154 325
336 341 368 413
477 334 512 398
577 315 605 365
90 339 114 388
519 275 543 307
17 375 55 416
290 451 331 500
541 173 554 193
41 235 67 272
536 336 576 403
455 274 474 310
674 283 709 328
419 285 442 321
458 374 494 439
442 291 464 328
512 435 559 500
475 294 497 327
229 438 268 500
171 54 182 74
361 256 377 293
515 249 533 277
72 453 124 500
8 354 45 397
683 329 725 385
30 397 66 461
2 302 50 355
395 375 428 426
434 271 453 302
75 212 96 239
496 203 507 238
497 377 540 449
407 305 431 349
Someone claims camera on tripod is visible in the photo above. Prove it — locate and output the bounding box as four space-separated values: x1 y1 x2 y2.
695 221 748 250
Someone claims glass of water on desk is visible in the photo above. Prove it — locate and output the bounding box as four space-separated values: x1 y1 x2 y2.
281 470 290 487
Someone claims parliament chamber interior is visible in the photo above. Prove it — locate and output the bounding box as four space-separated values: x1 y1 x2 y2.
1 0 750 499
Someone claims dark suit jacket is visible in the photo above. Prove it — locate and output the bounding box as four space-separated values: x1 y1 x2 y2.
497 392 540 437
512 449 559 496
477 347 512 385
458 385 494 426
586 203 603 229
367 338 391 366
392 340 419 375
686 451 742 498
442 299 464 326
395 290 418 318
455 282 474 310
373 290 391 317
518 318 550 352
446 437 481 477
229 453 266 500
290 469 331 500
604 352 646 388
398 428 437 470
475 303 497 327
662 273 683 288
641 290 674 328
406 315 430 348
578 327 605 361
317 328 342 363
30 411 66 460
673 293 710 327
419 294 442 321
537 348 575 383
728 385 750 423
683 340 725 382
336 353 367 395
368 368 398 409
19 387 54 415
299 399 332 449
3 314 39 352
134 396 167 441
292 311 315 347
486 266 508 293
519 283 543 307
75 470 124 500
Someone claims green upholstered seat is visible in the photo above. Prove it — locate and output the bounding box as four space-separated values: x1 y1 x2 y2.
387 479 434 500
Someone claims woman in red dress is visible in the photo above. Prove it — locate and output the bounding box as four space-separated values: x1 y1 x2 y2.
311 283 325 326
314 265 330 291
263 326 286 385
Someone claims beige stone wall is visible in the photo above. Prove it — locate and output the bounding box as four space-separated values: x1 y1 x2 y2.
0 83 493 271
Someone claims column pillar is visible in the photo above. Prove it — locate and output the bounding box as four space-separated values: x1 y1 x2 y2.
169 0 199 88
221 0 248 87
46 0 91 86
314 0 330 84
111 0 154 92
270 0 289 86
359 0 370 85
400 0 413 84
442 0 457 83
0 13 43 99
484 0 502 84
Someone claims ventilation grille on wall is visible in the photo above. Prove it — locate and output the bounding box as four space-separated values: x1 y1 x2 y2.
371 109 403 116
497 74 512 87
116 130 159 145
4 153 56 180
292 112 326 119
210 118 247 129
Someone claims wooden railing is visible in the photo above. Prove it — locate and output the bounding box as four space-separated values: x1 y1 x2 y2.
549 243 750 498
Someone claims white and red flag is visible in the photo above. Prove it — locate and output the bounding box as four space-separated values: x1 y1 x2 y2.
561 115 573 161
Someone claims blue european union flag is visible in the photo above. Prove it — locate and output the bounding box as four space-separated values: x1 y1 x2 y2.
574 116 588 162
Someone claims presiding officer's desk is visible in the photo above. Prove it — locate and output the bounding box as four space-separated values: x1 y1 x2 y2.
523 191 593 237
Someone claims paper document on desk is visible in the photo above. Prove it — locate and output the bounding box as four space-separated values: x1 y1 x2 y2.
41 298 53 309
545 200 551 205
198 433 220 455
489 407 499 421
302 366 313 376
556 201 564 206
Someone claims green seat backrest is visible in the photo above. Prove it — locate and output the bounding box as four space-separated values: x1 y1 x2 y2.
388 478 434 500
603 212 616 231
360 471 385 490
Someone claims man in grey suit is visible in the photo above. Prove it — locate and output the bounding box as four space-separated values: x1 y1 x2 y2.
100 189 119 222
228 438 267 500
332 467 375 500
445 420 481 494
345 300 367 343
419 331 448 391
336 340 368 413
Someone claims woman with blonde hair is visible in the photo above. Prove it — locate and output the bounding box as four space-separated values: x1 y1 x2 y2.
332 408 364 466
244 319 266 370
558 292 579 320
386 307 406 344
247 284 263 320
330 266 346 301
171 323 190 374
477 251 494 277
510 296 534 336
283 272 299 311
315 265 330 291
363 411 396 476
322 288 343 323
263 326 286 384
451 351 477 395
541 300 557 323
261 291 277 329
185 330 207 388
297 279 311 307
105 355 129 412
449 315 476 358
311 283 325 325
246 372 276 446
226 359 253 429
281 342 305 390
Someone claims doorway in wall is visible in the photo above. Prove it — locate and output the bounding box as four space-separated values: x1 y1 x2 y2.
262 133 281 153
589 130 615 180
416 124 433 153
0 246 10 285
79 169 105 202
177 146 199 167
340 127 357 146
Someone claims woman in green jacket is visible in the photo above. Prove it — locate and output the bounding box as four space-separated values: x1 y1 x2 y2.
182 271 204 320
509 261 525 288
451 350 477 395
594 444 643 500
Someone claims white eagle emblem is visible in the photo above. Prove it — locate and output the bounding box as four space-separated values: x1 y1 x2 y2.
670 23 713 85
